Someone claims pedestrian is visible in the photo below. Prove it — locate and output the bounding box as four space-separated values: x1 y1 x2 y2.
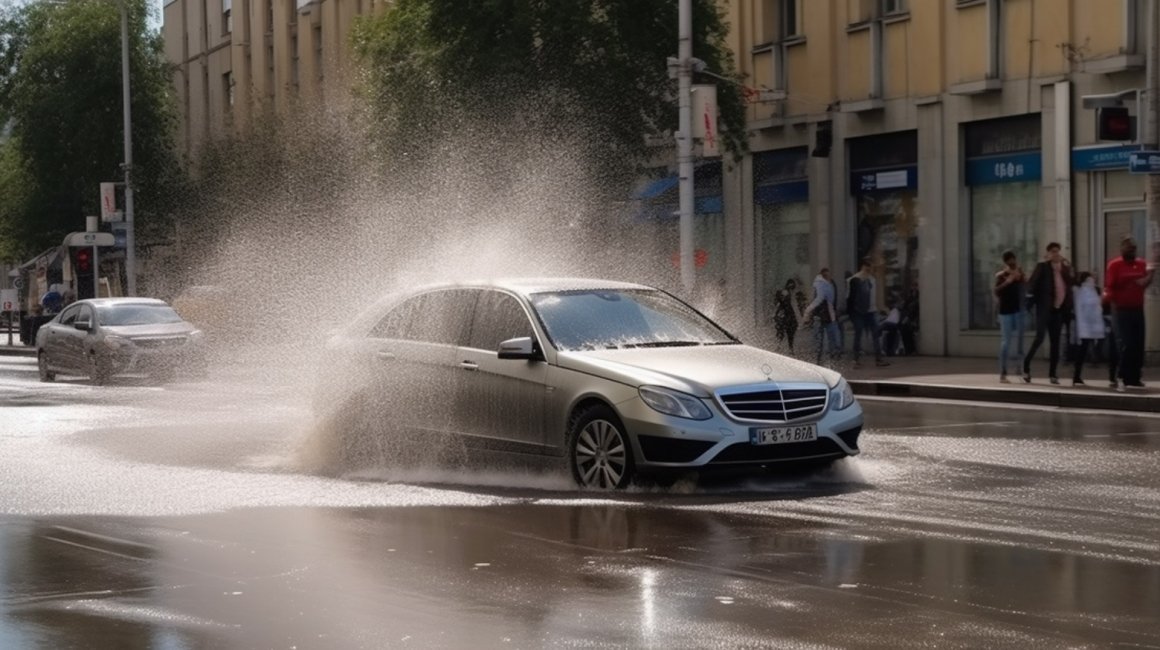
880 297 902 357
802 268 841 366
1102 290 1120 389
773 278 802 353
846 258 889 368
40 284 63 314
994 250 1026 382
1105 235 1155 390
1070 272 1104 387
1023 242 1074 384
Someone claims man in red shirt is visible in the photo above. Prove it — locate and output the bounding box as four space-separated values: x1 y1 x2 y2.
1105 236 1155 389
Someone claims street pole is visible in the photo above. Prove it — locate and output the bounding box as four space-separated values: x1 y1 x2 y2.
1147 0 1160 353
121 0 136 297
677 0 695 293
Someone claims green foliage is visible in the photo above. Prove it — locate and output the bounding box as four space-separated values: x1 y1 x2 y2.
351 0 747 192
0 0 182 261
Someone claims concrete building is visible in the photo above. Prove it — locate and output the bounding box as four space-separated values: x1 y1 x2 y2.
162 0 386 159
699 0 1158 357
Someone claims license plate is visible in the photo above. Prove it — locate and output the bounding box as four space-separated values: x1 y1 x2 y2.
749 424 818 445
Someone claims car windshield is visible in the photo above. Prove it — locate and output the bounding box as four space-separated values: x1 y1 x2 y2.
529 289 737 351
97 304 185 326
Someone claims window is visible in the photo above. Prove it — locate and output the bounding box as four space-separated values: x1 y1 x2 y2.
880 0 905 15
370 291 475 345
59 305 80 326
223 71 234 108
468 292 535 352
781 0 799 37
223 0 232 35
969 183 1038 329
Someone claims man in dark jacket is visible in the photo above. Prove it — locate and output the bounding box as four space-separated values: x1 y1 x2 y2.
847 258 889 368
1023 242 1074 384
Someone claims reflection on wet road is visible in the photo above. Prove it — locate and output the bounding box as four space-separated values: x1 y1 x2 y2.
1 356 1158 648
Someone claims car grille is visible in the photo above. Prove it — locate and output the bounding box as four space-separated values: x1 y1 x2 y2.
717 387 828 422
132 336 188 349
709 438 845 464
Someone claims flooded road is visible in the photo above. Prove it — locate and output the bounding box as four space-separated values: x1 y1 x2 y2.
1 355 1159 648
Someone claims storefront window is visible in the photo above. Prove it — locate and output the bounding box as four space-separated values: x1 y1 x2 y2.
855 191 919 311
969 182 1039 329
759 202 811 322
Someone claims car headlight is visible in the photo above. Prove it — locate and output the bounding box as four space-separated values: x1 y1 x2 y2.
639 386 712 421
830 378 856 411
189 329 205 342
103 335 130 350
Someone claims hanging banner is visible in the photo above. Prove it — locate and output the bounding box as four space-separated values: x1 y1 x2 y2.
692 84 719 158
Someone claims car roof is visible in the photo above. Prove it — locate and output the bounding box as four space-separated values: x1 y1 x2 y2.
411 277 655 297
75 298 169 308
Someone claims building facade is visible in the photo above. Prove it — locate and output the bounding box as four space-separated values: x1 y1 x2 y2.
162 0 385 159
708 0 1158 357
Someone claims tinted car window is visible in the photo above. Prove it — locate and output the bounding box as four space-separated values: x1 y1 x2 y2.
370 290 475 345
58 305 80 326
78 305 95 324
468 291 534 352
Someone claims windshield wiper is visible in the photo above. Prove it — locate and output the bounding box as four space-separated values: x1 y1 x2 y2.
622 341 704 348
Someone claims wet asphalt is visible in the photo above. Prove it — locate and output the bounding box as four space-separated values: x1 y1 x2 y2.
1 355 1159 649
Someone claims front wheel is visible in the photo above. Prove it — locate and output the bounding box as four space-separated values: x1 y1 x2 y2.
37 352 55 382
568 405 634 489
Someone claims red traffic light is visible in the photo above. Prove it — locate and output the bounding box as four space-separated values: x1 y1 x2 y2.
73 247 92 273
1098 106 1133 141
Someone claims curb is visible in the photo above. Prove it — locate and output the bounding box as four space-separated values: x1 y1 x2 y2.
849 380 1160 414
0 347 36 358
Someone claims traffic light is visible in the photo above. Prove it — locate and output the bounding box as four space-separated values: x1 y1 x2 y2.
72 246 94 299
1098 106 1133 141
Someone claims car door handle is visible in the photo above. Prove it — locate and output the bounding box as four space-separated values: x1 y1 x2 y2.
375 351 396 361
459 361 479 371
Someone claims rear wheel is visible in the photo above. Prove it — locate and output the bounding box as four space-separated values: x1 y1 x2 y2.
568 404 634 489
37 352 55 382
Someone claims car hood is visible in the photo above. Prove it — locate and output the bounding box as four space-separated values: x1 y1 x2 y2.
557 345 840 397
103 322 196 338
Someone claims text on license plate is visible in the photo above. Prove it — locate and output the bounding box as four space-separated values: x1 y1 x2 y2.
749 424 818 445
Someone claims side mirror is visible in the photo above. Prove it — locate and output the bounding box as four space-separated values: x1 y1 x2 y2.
75 319 92 332
497 337 539 360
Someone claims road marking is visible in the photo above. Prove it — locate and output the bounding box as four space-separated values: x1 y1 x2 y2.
890 421 1019 432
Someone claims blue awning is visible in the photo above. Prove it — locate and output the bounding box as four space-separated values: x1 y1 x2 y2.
633 175 680 200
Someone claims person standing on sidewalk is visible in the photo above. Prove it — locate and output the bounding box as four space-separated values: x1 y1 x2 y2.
1023 242 1074 384
1070 272 1104 387
773 278 803 354
1105 236 1155 389
846 259 889 368
994 250 1026 382
803 268 841 366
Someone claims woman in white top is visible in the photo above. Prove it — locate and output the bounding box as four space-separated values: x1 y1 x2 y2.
1071 272 1105 386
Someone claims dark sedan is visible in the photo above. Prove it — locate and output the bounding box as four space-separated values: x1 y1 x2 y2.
35 298 206 384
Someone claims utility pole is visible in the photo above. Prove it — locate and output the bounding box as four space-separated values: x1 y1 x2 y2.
1148 0 1160 352
677 0 695 293
121 0 136 297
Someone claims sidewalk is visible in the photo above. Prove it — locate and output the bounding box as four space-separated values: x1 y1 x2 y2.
843 355 1160 413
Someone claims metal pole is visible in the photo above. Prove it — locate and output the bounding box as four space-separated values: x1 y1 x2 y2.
1145 0 1160 354
121 0 136 296
677 0 695 293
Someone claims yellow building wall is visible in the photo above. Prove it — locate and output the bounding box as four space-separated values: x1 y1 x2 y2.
842 28 872 101
795 0 833 114
1004 0 1033 80
908 0 942 97
1033 0 1070 76
1072 0 1127 59
949 4 989 83
883 20 909 99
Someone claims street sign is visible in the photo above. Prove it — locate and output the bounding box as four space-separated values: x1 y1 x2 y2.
13 276 23 290
1128 150 1160 174
1 289 15 312
63 231 115 247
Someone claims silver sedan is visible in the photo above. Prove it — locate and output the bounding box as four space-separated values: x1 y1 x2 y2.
315 279 863 488
36 298 206 384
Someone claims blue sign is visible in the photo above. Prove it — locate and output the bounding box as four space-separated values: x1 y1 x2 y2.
1128 151 1160 174
965 151 1041 185
754 180 809 205
850 166 918 194
1072 144 1142 171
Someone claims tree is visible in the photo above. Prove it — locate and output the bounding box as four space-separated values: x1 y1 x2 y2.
0 0 182 260
350 0 746 193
